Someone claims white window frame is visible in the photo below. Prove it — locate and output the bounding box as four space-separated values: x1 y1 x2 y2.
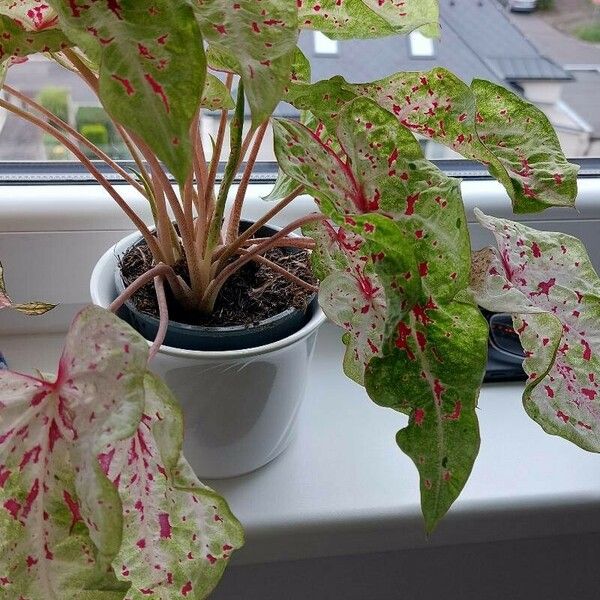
1 162 599 334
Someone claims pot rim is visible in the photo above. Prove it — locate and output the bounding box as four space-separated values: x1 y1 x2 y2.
91 230 327 360
114 224 316 337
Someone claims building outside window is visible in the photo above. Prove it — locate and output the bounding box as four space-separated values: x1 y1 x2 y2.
0 0 598 162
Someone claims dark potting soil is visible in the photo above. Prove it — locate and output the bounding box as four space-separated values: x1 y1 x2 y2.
119 240 317 328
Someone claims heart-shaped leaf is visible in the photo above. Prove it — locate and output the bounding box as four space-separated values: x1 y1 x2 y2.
298 0 439 39
473 210 600 452
366 294 487 533
0 306 243 597
0 305 147 597
195 0 298 127
100 373 244 600
49 0 205 184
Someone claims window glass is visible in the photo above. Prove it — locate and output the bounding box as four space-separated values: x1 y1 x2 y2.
313 32 339 56
1 1 598 163
408 31 435 58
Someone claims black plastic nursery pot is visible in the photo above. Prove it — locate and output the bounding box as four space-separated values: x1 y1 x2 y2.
115 221 317 352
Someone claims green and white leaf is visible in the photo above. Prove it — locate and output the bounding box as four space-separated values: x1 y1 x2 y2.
49 0 205 184
200 73 234 110
195 0 298 127
366 295 488 533
285 68 577 213
474 210 600 452
298 0 439 39
0 305 148 598
102 373 244 600
0 13 70 72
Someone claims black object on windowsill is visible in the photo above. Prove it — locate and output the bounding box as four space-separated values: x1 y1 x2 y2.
482 309 527 383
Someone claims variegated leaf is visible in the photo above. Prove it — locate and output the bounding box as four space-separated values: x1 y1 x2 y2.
475 210 600 452
366 295 488 533
0 13 69 69
49 0 205 184
0 369 126 598
200 73 233 111
0 305 148 598
298 0 439 39
195 0 298 127
102 373 244 600
471 80 578 214
0 0 58 31
352 69 578 213
274 97 470 302
275 96 486 530
286 68 577 213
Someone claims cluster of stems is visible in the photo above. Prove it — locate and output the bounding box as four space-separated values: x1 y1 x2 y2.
0 50 321 343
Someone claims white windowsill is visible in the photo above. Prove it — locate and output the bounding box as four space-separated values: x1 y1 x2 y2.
2 324 600 569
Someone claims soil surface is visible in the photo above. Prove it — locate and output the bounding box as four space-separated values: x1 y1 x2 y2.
119 241 317 328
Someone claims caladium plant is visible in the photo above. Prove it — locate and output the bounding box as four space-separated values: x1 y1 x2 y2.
0 305 243 599
0 0 598 580
0 260 55 315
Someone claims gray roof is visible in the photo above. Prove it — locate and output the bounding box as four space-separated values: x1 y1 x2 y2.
297 0 567 86
485 56 572 81
561 69 600 138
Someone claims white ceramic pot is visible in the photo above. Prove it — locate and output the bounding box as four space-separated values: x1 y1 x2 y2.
90 232 326 478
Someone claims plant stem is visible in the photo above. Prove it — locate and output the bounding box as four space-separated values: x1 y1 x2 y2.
2 85 147 197
148 160 176 265
148 276 169 361
202 213 325 312
217 185 304 271
203 82 245 266
204 73 233 213
0 97 165 262
109 263 192 313
225 120 269 244
190 111 204 214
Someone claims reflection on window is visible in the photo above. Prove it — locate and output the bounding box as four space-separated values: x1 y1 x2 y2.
313 31 339 56
1 2 599 163
408 31 435 58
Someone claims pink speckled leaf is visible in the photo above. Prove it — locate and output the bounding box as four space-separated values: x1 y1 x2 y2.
286 68 577 213
200 73 233 111
102 372 244 600
475 209 600 451
0 0 58 31
0 13 69 72
275 97 487 531
352 69 578 213
366 294 488 533
0 304 148 598
471 79 578 214
196 0 298 127
275 97 472 384
298 0 439 39
48 0 205 184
